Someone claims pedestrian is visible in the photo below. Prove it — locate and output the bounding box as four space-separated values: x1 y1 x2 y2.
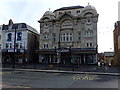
101 60 104 67
98 61 101 67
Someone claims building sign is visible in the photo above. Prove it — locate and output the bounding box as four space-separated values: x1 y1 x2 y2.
57 49 69 53
8 49 14 52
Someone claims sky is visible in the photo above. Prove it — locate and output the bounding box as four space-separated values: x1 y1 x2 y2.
0 0 119 53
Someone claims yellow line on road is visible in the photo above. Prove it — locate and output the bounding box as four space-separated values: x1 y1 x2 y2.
0 71 25 75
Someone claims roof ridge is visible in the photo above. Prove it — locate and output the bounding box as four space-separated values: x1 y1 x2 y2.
54 5 84 12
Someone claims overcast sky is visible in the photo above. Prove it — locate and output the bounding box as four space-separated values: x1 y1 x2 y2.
0 0 119 53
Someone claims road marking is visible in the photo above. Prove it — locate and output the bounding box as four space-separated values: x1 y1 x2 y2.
72 74 96 80
0 71 25 75
0 84 31 88
16 86 31 88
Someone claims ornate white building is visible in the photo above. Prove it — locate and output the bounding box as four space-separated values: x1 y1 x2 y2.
38 4 99 64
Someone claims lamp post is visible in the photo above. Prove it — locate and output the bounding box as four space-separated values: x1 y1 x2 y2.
22 42 26 69
57 33 60 70
13 25 17 68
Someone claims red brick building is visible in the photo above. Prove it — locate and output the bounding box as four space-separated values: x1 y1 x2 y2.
113 21 120 66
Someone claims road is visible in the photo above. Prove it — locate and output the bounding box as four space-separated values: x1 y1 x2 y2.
1 70 120 89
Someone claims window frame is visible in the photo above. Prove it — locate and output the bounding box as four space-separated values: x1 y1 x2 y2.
17 32 22 41
7 33 12 41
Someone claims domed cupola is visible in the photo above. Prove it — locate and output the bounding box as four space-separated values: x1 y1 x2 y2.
43 11 55 16
83 3 96 11
42 10 55 20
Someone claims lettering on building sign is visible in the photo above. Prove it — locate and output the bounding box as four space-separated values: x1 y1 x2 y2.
57 49 69 52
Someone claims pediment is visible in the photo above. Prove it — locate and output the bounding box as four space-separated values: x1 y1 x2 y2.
57 12 74 20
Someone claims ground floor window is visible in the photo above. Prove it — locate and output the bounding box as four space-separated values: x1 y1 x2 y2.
39 53 97 64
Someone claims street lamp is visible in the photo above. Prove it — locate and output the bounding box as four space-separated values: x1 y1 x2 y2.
13 25 17 68
57 33 61 70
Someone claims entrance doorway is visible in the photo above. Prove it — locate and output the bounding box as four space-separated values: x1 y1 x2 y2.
60 52 71 64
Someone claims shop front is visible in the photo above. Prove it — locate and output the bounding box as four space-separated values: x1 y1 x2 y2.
37 48 98 65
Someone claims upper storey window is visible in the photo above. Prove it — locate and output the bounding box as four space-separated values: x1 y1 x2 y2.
76 10 80 13
18 24 22 29
43 34 49 40
7 33 12 41
68 11 71 13
60 33 73 42
59 12 62 15
17 32 22 41
0 34 1 40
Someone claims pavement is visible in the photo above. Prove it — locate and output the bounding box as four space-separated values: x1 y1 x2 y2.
1 63 120 76
1 67 120 76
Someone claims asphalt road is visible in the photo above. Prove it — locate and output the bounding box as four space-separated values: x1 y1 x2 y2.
1 70 120 88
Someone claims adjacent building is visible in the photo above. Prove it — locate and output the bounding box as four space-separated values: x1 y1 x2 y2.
104 52 114 65
0 25 2 63
2 19 39 64
113 21 120 66
37 4 99 64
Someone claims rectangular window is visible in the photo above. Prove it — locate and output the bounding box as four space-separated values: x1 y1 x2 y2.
68 11 71 13
70 37 72 41
85 32 89 37
59 12 62 15
15 43 19 48
89 32 93 37
78 32 81 41
43 44 48 49
6 43 9 48
0 35 1 40
10 43 12 48
87 43 89 47
66 36 69 41
85 31 93 37
63 36 65 41
53 34 55 42
90 43 92 47
76 10 80 13
20 43 22 48
60 33 73 42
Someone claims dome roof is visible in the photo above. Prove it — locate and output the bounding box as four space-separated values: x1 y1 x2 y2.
83 4 96 11
43 11 55 16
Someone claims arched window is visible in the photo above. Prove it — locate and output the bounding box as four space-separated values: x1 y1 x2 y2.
17 32 22 41
7 33 12 41
61 20 73 29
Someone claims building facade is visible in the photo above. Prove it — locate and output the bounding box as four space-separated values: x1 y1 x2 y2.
113 21 120 66
104 52 114 66
0 25 2 63
2 19 39 64
37 4 99 64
